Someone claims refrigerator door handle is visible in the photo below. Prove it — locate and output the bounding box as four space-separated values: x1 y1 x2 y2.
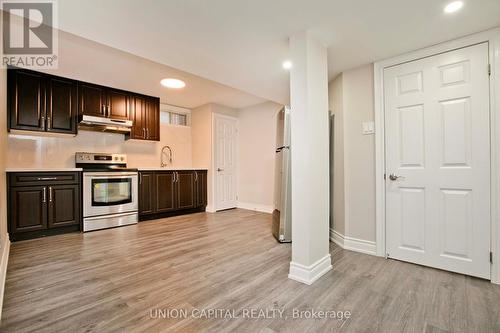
275 146 290 153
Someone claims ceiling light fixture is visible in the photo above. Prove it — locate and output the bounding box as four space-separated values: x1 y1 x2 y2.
160 78 186 89
282 60 293 70
444 1 463 14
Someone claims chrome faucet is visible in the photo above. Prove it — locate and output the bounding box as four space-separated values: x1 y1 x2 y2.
161 146 173 167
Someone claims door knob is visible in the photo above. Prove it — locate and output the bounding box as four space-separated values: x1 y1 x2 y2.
389 173 405 181
217 168 223 172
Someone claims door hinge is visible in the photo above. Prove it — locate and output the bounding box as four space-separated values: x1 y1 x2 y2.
383 173 386 180
491 252 493 264
488 64 491 76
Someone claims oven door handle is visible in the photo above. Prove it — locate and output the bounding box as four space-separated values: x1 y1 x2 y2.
84 172 138 178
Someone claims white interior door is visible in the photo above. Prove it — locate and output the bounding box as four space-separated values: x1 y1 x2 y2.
384 43 491 279
214 114 238 211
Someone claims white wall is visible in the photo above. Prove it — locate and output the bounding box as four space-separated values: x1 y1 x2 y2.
288 31 331 283
329 64 376 243
191 104 214 210
343 64 376 242
237 102 283 212
329 74 345 236
191 103 239 212
7 124 192 169
0 68 9 320
191 102 280 213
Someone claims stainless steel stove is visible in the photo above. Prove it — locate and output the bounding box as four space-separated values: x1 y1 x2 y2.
76 152 138 232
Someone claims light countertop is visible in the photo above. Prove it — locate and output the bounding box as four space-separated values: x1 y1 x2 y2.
6 168 83 172
6 167 208 172
137 167 208 171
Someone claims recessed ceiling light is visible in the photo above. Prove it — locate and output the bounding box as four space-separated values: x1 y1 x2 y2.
160 78 186 89
282 60 293 70
444 1 463 14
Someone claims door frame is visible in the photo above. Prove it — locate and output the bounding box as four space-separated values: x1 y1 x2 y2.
374 27 500 284
212 112 239 212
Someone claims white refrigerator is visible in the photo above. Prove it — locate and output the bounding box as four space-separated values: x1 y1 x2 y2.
272 107 292 243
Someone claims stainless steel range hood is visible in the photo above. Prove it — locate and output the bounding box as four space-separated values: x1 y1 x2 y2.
78 115 133 134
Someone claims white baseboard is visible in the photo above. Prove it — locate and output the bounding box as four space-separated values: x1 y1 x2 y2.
0 238 11 322
288 254 332 285
330 229 376 256
237 202 273 214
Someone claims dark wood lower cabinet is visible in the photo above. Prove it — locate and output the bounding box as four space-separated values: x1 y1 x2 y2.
138 172 154 215
10 186 48 233
48 184 80 228
139 170 207 221
177 171 196 210
195 171 207 208
156 172 176 213
8 172 82 241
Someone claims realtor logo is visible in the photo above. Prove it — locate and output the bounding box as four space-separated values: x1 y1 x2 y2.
1 0 58 68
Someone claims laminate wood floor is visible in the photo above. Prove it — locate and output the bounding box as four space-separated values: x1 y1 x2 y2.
1 209 499 333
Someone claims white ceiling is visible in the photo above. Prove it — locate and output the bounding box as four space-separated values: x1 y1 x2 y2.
57 0 500 105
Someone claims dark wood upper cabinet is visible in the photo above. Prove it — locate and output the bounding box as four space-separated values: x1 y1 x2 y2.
139 172 155 215
8 68 160 139
78 83 105 117
155 172 176 213
146 97 160 141
47 184 80 228
127 95 160 141
8 69 46 132
129 95 146 140
10 186 48 233
8 69 78 135
177 171 196 210
107 89 129 120
79 84 131 120
46 77 78 134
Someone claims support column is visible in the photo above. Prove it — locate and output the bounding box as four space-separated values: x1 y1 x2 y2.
288 31 332 285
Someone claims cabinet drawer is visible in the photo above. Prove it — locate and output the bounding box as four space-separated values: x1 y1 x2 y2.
9 172 81 186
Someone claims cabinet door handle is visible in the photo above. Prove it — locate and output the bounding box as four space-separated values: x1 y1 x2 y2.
46 86 51 130
49 187 53 202
194 171 198 182
139 173 142 184
37 177 57 181
42 187 47 203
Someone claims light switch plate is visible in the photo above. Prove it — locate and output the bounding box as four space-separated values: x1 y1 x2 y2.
362 121 375 135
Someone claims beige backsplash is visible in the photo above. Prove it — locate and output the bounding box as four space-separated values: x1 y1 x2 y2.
7 124 193 169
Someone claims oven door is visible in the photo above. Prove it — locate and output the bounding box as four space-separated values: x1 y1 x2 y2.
83 172 138 217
